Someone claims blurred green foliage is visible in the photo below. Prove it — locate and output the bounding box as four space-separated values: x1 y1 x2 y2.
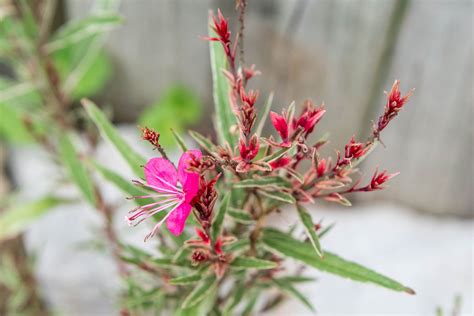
138 85 202 149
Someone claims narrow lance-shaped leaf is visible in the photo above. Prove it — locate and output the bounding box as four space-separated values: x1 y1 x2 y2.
211 192 230 242
169 272 202 285
233 176 291 190
261 228 415 294
46 14 123 52
0 196 67 241
92 161 153 206
208 13 236 148
182 274 217 309
258 189 296 204
59 134 97 206
82 99 146 177
263 144 295 163
297 204 323 258
255 91 274 137
189 130 217 155
230 257 277 270
272 278 316 313
170 128 188 152
227 207 254 224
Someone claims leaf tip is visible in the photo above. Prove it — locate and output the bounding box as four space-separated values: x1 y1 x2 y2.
404 287 416 295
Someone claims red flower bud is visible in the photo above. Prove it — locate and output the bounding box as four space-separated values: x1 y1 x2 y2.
369 169 399 190
292 100 325 136
140 126 160 148
344 136 369 160
269 156 291 170
270 111 289 141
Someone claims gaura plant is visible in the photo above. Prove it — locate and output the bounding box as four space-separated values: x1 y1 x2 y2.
83 8 415 315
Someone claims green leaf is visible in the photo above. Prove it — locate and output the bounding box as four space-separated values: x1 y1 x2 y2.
230 257 277 270
272 278 316 312
208 16 236 148
92 161 153 206
82 99 146 177
318 223 335 239
222 281 246 315
211 192 230 242
263 144 295 163
169 273 202 285
189 130 217 154
275 276 317 284
58 134 97 205
0 196 66 241
0 102 32 143
233 176 291 190
182 275 217 309
52 46 112 100
258 190 296 204
46 14 123 52
262 228 415 294
227 207 254 224
297 204 323 258
171 129 188 152
255 92 274 137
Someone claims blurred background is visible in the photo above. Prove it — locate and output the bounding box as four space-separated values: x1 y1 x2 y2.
1 0 472 315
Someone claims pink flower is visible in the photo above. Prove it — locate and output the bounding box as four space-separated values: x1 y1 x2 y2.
127 150 202 241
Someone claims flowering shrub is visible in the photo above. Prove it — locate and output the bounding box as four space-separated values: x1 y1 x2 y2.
0 1 414 314
108 8 414 314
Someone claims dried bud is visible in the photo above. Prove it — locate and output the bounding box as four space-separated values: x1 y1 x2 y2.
191 249 209 265
140 126 160 148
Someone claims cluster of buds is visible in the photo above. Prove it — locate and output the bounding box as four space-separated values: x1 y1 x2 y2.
140 126 160 148
270 100 325 147
351 168 400 192
187 228 234 278
374 80 413 139
238 88 258 136
235 134 260 172
205 9 236 69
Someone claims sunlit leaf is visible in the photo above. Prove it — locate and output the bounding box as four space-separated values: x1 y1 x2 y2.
262 228 415 294
82 99 146 177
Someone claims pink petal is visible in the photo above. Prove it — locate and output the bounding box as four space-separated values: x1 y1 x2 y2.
166 203 192 236
177 150 202 203
144 158 178 193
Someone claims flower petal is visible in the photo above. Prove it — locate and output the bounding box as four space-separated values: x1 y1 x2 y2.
166 203 192 236
144 158 178 193
177 150 202 202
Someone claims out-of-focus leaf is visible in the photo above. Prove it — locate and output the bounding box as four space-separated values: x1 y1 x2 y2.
0 102 31 143
211 192 230 242
233 176 291 190
46 14 122 52
177 282 217 316
182 275 217 309
208 15 236 148
258 190 296 204
59 134 97 205
318 223 335 239
223 239 250 254
0 196 66 241
297 204 323 258
92 161 153 206
169 272 202 285
227 207 254 224
52 46 112 100
171 129 188 152
82 99 146 177
255 92 274 137
189 130 217 154
272 278 316 312
230 257 277 270
275 276 317 284
263 144 295 163
262 228 415 294
139 85 202 148
222 281 246 316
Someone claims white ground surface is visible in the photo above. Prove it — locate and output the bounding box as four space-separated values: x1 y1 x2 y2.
9 126 473 315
